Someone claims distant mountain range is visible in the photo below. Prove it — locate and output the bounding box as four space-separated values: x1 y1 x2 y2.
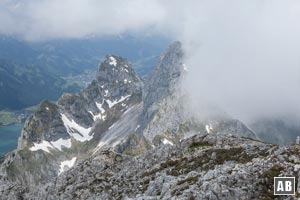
0 35 170 76
251 118 300 146
0 59 79 110
0 35 170 110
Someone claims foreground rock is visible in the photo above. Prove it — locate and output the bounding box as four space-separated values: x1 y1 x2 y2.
11 133 298 199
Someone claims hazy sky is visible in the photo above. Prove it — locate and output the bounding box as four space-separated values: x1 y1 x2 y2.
1 0 299 124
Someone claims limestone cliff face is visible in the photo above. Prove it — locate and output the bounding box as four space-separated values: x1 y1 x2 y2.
1 55 143 187
18 101 68 150
117 41 256 156
142 41 184 123
58 54 143 129
0 42 263 199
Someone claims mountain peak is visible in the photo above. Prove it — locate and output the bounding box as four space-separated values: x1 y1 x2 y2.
97 55 139 83
105 55 119 67
140 42 185 126
147 41 184 92
0 43 261 199
163 41 182 58
17 100 70 150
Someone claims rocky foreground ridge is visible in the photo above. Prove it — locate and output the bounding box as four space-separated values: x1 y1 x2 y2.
0 42 299 199
31 134 300 199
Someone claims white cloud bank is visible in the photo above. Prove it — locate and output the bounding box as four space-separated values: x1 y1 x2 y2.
1 0 300 124
0 0 166 40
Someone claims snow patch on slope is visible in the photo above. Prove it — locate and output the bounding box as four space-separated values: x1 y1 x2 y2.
162 138 173 146
109 56 117 66
95 101 106 114
106 95 131 108
30 141 52 153
59 157 77 175
206 124 213 133
51 138 72 151
30 138 72 153
88 111 103 121
135 124 140 131
61 114 93 142
104 90 108 97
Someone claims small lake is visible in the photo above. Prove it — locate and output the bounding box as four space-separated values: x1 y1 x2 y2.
0 123 23 155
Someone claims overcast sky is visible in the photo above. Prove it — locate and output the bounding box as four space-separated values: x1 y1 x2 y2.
1 0 299 124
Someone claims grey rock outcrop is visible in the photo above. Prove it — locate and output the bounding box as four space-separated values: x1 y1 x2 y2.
117 41 256 155
0 42 268 200
19 133 300 200
141 41 184 125
18 100 69 150
0 55 143 188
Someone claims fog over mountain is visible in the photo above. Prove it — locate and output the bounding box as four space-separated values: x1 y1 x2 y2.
1 0 299 125
2 2 300 198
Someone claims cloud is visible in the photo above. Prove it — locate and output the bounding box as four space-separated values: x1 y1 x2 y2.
179 0 300 124
0 0 166 40
0 0 299 124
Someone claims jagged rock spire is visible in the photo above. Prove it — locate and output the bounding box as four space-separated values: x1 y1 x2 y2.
144 41 184 105
141 41 185 125
97 55 141 85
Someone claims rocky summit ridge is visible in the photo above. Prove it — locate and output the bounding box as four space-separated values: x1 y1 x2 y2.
0 42 299 199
